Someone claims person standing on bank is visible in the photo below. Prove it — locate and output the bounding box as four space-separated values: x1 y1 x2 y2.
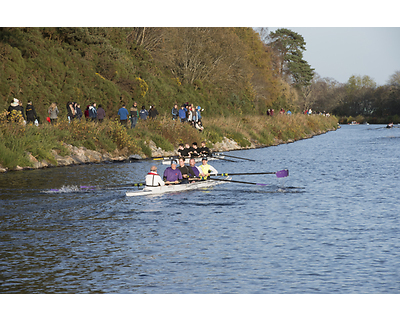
139 105 148 120
97 104 106 122
130 102 138 128
89 103 97 122
25 100 38 124
148 105 159 119
75 103 83 121
118 104 129 127
8 98 25 121
172 104 179 120
145 166 165 187
48 102 59 125
178 105 186 122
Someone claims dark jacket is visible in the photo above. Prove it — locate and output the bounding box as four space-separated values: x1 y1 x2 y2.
25 103 37 122
97 107 106 120
149 107 159 119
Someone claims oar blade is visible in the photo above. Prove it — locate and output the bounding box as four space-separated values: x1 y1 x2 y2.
276 169 289 178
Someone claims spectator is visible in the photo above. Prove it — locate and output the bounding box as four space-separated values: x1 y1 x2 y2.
89 103 97 122
84 105 90 119
7 98 24 121
191 105 197 124
48 102 59 125
149 105 159 119
118 105 129 127
195 120 204 132
25 100 38 124
172 104 179 120
187 105 193 123
67 102 75 122
179 105 186 122
97 104 106 122
196 106 203 122
139 106 148 120
130 102 138 128
75 103 83 121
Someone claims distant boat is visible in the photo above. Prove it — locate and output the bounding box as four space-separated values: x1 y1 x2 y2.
350 121 359 125
386 123 393 128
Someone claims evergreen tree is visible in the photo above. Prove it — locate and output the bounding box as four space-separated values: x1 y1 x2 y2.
269 28 314 87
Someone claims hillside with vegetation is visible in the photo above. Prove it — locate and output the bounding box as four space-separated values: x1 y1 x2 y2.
1 27 341 171
1 27 320 118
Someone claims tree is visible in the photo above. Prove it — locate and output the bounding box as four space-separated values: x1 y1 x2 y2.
388 70 400 87
268 28 314 87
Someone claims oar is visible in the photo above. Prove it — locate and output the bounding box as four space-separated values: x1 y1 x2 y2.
208 177 269 186
216 153 255 161
152 156 178 161
211 155 236 162
211 169 289 178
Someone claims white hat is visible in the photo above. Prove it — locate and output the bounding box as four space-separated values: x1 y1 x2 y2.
11 98 19 107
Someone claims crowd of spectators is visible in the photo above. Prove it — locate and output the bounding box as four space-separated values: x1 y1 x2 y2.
172 102 204 132
5 98 205 132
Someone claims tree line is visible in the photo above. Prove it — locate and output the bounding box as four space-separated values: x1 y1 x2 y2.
302 72 400 123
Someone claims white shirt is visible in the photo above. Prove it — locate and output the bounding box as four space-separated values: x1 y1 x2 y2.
145 172 165 187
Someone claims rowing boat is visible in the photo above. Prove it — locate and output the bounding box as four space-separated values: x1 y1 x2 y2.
126 177 231 196
160 156 222 165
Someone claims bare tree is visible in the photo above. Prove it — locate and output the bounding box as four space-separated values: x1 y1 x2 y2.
126 27 164 52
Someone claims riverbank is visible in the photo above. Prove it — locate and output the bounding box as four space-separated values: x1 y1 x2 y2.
0 114 338 173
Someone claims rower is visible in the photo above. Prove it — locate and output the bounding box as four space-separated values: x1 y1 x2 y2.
163 159 183 184
199 157 218 177
189 142 200 158
189 158 200 179
199 141 211 157
145 165 165 187
177 143 188 157
178 157 196 183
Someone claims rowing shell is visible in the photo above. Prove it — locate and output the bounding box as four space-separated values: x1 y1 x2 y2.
126 177 231 196
161 156 222 165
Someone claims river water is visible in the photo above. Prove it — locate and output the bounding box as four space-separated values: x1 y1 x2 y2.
1 124 399 294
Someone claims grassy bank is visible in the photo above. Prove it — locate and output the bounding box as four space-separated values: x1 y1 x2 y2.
0 113 338 170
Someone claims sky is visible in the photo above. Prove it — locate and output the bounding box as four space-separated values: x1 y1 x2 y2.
267 27 400 86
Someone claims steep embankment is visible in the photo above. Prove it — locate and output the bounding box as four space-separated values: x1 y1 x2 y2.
0 114 338 173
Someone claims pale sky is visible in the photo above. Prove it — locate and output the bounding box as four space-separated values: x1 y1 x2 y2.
267 27 400 86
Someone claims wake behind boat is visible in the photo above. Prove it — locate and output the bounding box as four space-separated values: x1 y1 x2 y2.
126 177 231 196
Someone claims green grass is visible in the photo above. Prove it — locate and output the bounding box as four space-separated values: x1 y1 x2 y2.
0 113 338 169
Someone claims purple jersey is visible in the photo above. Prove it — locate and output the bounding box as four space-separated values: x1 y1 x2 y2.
190 166 200 177
163 167 183 181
